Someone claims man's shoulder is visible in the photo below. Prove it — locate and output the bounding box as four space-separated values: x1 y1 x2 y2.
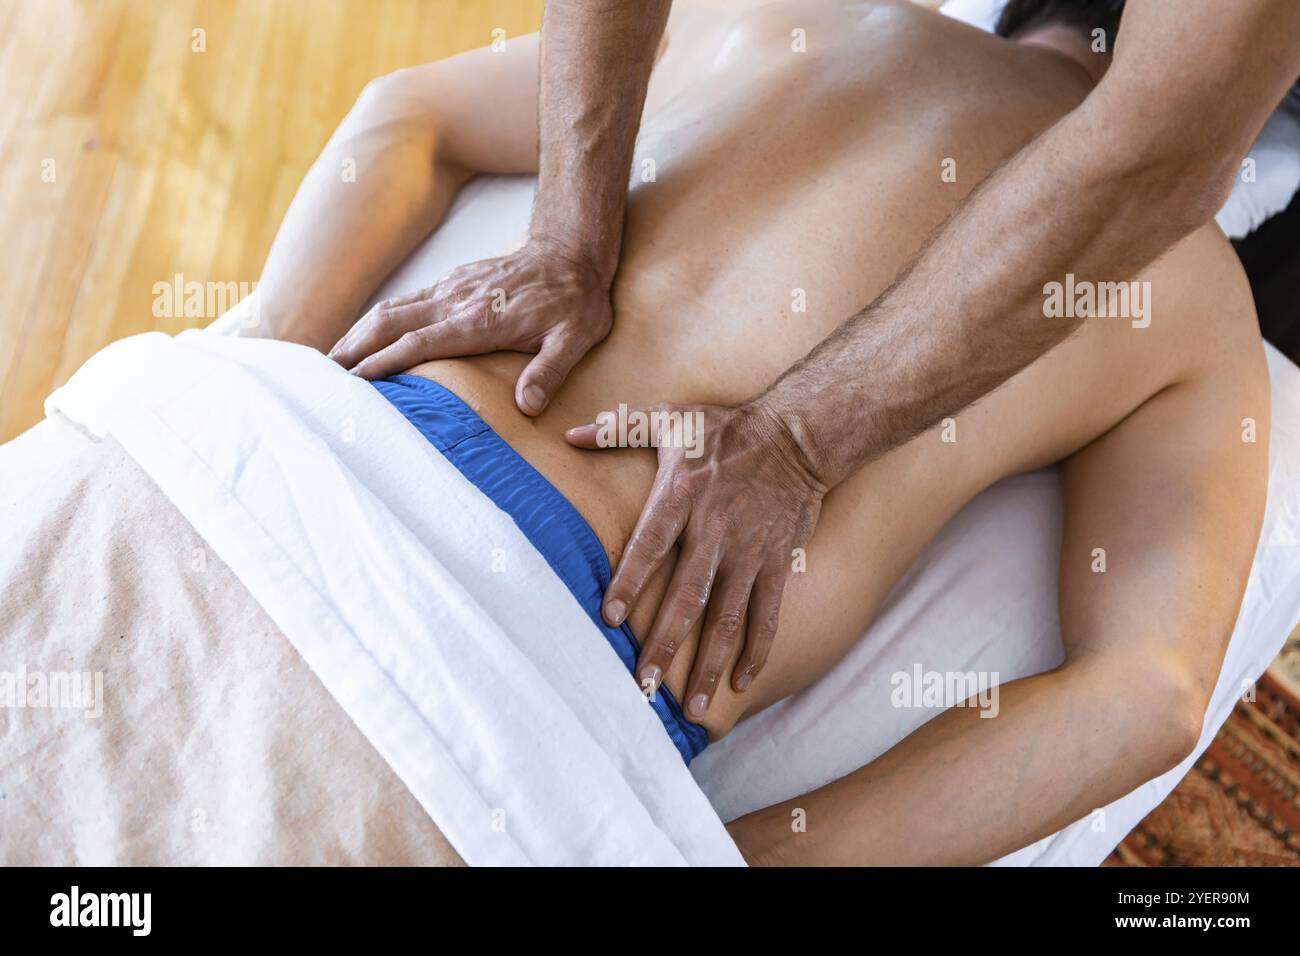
1143 225 1257 333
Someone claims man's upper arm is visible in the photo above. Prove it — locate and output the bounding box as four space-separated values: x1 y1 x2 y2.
426 35 544 176
1095 0 1300 211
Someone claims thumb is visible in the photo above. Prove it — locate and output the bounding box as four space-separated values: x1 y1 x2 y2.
515 332 589 416
564 403 672 450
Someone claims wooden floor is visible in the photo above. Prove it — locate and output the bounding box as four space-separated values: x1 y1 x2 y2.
0 0 544 442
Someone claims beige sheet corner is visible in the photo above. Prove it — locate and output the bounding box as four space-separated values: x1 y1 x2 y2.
0 418 462 866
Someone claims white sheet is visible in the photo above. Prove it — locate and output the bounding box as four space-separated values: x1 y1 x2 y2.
361 175 1300 866
45 331 744 867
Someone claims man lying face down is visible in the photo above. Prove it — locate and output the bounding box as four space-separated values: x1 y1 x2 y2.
230 0 1281 863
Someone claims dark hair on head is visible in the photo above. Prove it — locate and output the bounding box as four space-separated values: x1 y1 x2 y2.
995 0 1126 50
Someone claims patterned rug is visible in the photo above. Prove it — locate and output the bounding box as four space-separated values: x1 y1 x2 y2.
1107 627 1300 866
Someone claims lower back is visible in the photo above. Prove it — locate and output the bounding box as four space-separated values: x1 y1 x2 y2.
411 0 1116 552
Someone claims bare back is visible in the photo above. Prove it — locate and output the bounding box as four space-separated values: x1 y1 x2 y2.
414 2 1091 528
404 0 1264 736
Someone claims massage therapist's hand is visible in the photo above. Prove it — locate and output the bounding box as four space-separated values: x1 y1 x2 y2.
327 240 613 415
565 400 828 720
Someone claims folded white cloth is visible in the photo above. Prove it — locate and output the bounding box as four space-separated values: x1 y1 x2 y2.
45 331 744 867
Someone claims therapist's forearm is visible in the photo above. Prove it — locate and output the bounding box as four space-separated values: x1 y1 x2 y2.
529 0 671 283
759 0 1300 486
758 97 1226 488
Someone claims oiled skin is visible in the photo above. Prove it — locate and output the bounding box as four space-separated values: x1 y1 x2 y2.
394 2 1262 739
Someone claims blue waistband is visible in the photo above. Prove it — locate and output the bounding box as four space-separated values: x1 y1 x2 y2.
371 374 708 764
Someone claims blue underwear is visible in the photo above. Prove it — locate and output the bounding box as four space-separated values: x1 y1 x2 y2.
371 374 708 764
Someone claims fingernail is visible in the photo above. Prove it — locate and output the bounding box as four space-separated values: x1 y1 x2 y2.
734 672 753 692
639 664 662 694
523 384 547 413
688 693 710 718
604 599 626 625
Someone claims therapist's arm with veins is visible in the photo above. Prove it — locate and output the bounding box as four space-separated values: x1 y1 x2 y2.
340 0 672 415
569 0 1300 723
